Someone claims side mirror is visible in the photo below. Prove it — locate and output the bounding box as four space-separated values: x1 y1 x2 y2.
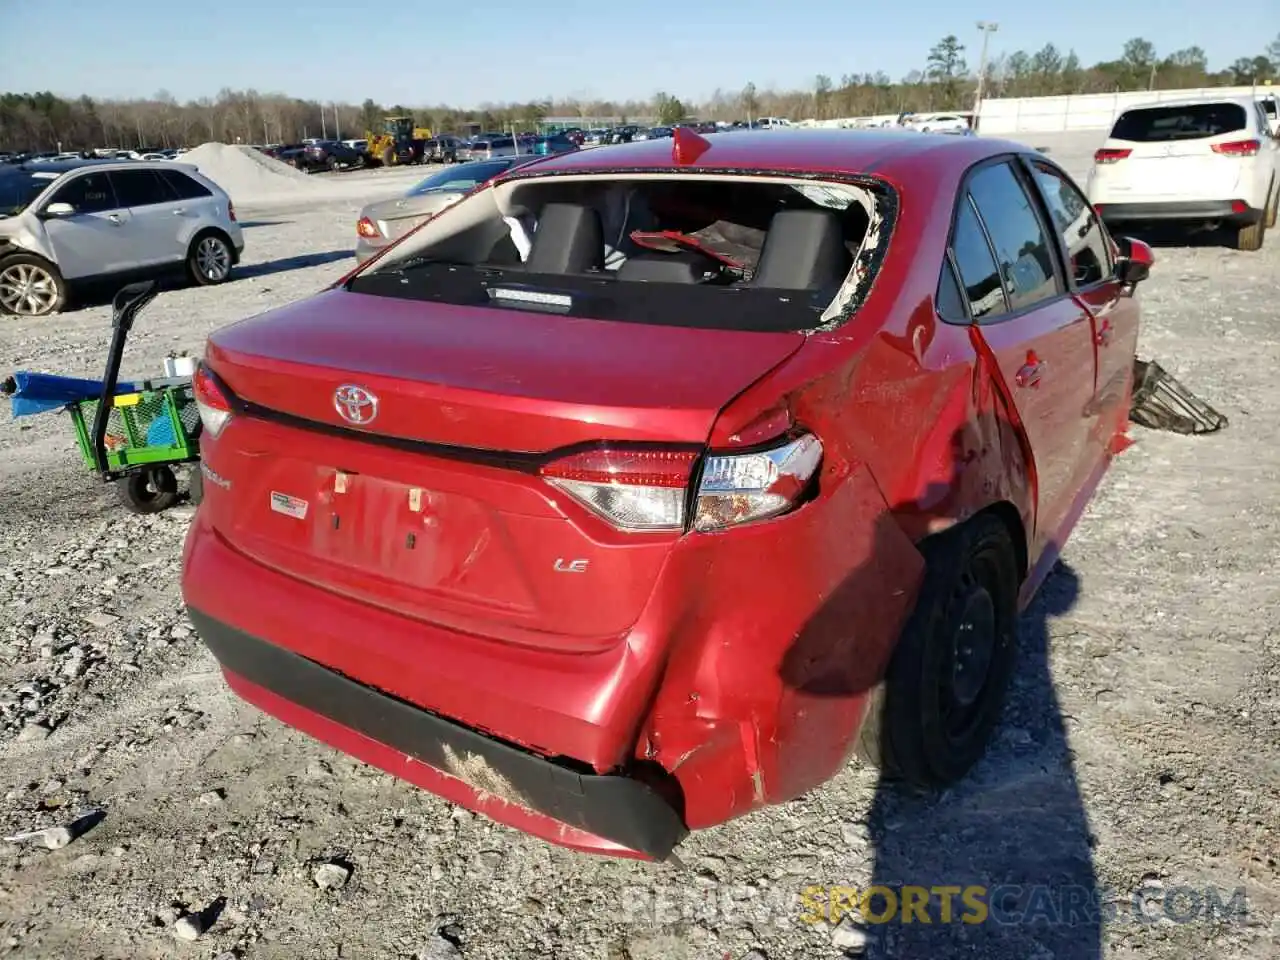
42 202 75 218
1114 236 1154 287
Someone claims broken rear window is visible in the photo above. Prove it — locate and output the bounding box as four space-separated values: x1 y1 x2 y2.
346 175 888 334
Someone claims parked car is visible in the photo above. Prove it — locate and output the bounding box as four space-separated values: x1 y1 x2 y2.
0 159 242 316
183 128 1151 861
424 136 464 163
531 133 580 156
354 155 543 263
908 114 972 134
1086 96 1280 251
298 140 366 173
460 136 520 161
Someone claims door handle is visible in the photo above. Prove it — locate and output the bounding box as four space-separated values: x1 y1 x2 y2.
107 213 122 225
173 207 187 215
1015 357 1045 389
1095 319 1113 346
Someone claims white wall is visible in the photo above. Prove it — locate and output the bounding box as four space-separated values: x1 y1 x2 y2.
976 85 1275 134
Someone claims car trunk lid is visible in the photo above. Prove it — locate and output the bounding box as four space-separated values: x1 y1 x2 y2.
201 287 804 649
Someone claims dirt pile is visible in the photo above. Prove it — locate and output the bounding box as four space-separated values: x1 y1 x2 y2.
177 142 322 205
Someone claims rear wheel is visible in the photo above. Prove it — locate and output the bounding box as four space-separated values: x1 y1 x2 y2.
119 466 180 514
187 465 204 505
1235 217 1266 252
187 233 234 286
856 513 1020 788
0 254 67 317
1266 184 1278 230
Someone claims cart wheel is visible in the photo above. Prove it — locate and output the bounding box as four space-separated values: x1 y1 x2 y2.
119 467 180 514
188 465 204 505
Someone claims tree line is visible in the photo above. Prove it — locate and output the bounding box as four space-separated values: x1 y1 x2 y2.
3 34 1278 152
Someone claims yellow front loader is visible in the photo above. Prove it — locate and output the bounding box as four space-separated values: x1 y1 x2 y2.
363 116 431 167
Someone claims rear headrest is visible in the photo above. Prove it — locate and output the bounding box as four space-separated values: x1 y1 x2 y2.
525 203 605 273
616 253 710 284
751 209 851 290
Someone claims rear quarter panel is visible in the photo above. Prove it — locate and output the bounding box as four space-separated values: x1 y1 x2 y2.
641 157 1038 820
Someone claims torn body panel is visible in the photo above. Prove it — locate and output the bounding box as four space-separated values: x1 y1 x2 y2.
636 462 924 826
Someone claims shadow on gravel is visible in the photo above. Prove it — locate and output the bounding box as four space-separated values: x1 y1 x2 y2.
861 559 1098 960
64 250 353 310
235 249 353 279
775 403 1099 958
237 219 292 229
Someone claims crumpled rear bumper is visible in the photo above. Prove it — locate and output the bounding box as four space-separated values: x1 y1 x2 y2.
189 608 688 860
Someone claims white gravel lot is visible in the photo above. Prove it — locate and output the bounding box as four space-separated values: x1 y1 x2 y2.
0 131 1277 960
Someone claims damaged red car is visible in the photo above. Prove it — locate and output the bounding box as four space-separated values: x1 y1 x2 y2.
181 128 1153 861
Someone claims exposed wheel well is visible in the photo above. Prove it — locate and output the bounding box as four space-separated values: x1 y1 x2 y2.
0 247 58 271
977 500 1028 583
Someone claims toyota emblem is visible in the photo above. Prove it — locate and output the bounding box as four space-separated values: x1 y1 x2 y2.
333 384 378 425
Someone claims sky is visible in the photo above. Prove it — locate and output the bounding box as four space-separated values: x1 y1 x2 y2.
1 0 1273 108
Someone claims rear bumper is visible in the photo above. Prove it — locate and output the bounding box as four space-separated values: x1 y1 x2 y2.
1096 200 1262 225
354 238 386 264
190 608 688 860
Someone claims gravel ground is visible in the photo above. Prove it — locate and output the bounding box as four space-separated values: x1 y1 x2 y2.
0 132 1277 960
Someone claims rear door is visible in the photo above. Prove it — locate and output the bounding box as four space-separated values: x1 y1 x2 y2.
40 171 132 278
108 168 186 266
949 158 1099 556
1022 156 1136 464
1098 102 1250 202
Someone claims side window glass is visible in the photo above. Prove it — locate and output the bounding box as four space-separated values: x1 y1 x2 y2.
109 169 171 207
967 161 1062 311
50 173 116 214
951 197 1007 321
159 171 212 200
1027 160 1113 287
936 257 968 322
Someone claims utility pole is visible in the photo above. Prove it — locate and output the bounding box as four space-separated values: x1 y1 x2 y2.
973 21 999 132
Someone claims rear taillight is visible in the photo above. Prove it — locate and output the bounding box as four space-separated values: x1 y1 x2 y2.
1211 139 1260 157
1093 148 1132 164
539 434 823 532
693 434 823 531
542 449 696 530
227 200 237 222
192 364 232 438
357 216 381 239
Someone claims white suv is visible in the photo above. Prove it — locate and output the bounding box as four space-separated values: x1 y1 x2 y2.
0 160 244 317
1086 97 1280 251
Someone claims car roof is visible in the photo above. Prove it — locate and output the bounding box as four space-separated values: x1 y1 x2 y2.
510 128 1025 179
9 158 199 175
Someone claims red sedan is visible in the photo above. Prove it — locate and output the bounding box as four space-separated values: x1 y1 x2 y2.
182 128 1153 861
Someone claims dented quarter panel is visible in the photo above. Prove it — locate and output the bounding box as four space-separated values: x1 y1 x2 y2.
638 461 923 824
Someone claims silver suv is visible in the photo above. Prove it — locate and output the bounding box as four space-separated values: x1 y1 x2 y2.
0 160 244 317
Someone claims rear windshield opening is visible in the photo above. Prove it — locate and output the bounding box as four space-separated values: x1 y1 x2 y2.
347 174 886 333
1111 102 1247 142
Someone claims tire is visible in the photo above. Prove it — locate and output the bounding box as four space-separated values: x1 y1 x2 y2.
1266 183 1278 230
0 254 68 317
187 465 204 505
187 232 234 286
1235 217 1266 252
119 466 180 514
326 157 337 172
856 513 1020 788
